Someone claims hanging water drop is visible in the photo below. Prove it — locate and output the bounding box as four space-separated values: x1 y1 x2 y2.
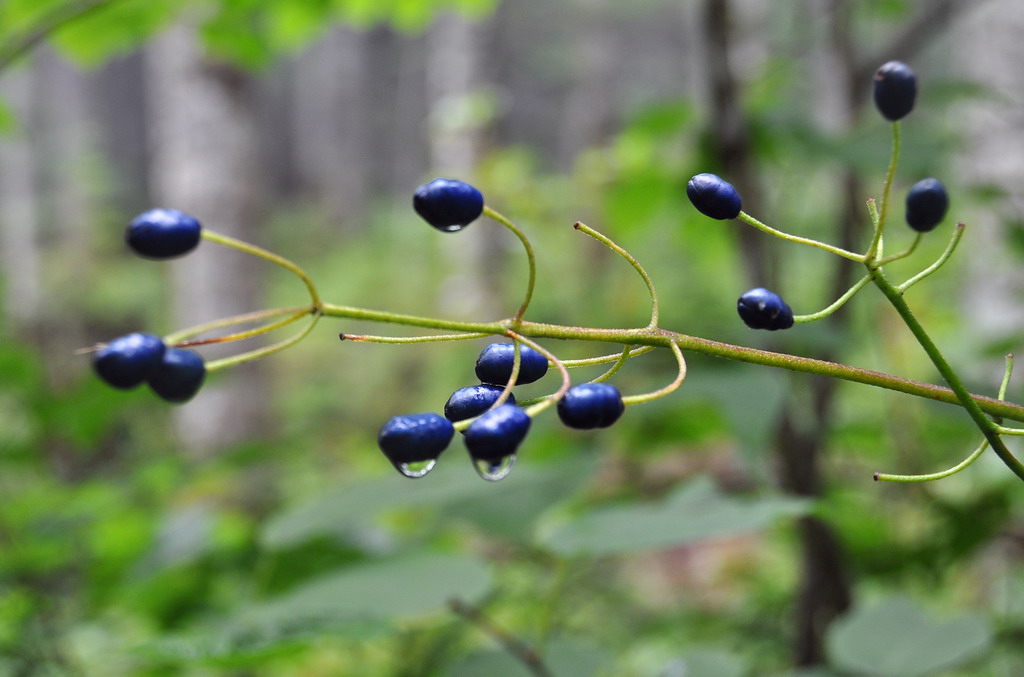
473 454 516 481
396 458 437 478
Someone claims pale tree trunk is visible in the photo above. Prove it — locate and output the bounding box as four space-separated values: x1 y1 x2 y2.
426 12 499 317
146 22 271 454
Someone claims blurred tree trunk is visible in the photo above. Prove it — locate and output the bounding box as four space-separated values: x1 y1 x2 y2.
146 22 271 455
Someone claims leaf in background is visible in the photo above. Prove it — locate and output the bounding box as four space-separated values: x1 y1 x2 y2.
689 367 789 463
144 552 492 662
50 0 178 67
826 596 992 677
537 475 809 556
659 650 747 677
262 458 595 550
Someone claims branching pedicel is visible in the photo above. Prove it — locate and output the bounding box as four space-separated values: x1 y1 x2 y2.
88 61 1024 484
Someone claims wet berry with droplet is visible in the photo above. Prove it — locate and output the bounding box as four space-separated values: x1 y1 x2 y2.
413 178 485 232
93 333 166 389
444 384 517 422
475 342 549 386
686 173 742 220
905 178 949 232
378 413 455 466
873 61 916 122
148 348 206 403
737 288 794 331
463 404 531 462
126 208 202 259
557 383 625 429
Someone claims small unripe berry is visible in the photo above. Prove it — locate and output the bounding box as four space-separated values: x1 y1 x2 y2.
378 413 455 466
557 383 625 430
737 288 794 331
475 342 549 386
93 333 166 389
444 384 516 422
904 178 949 232
463 404 531 462
148 348 206 403
686 173 742 220
873 61 917 122
413 178 484 232
126 208 202 259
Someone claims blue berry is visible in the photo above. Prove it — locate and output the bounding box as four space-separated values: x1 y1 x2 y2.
126 208 202 259
873 61 916 122
378 413 455 465
93 333 166 389
475 342 549 386
557 383 625 430
686 173 742 220
413 178 484 232
444 384 517 422
148 348 206 403
463 404 531 462
904 178 949 232
737 288 794 331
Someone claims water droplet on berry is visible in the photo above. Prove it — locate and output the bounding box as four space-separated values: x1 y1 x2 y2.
396 459 437 478
437 223 467 233
472 454 515 481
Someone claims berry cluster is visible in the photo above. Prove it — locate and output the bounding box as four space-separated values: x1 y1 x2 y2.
86 58 1024 485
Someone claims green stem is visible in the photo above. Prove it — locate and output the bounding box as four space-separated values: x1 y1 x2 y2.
318 301 1024 423
483 206 536 324
738 211 864 262
338 331 489 344
896 223 965 293
206 314 321 372
793 275 872 323
562 346 654 368
878 232 922 265
874 439 989 483
202 230 321 308
869 268 1024 481
574 222 660 327
591 346 633 383
866 121 901 262
174 309 309 347
164 305 311 344
622 341 686 405
513 333 571 417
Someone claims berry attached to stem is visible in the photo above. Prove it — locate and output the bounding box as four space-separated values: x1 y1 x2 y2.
445 384 517 422
686 173 742 220
737 288 794 331
93 333 166 389
413 178 485 232
148 348 206 403
873 61 916 121
378 413 455 478
475 342 549 386
126 208 202 259
463 404 531 463
557 383 625 429
904 178 949 232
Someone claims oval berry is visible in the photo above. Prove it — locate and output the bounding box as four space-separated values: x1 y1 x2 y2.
463 404 531 462
126 208 202 259
413 178 484 232
557 383 625 430
378 413 455 466
93 333 166 389
873 61 916 122
444 384 517 422
686 173 742 220
737 288 794 331
148 348 206 403
904 178 949 232
475 342 549 386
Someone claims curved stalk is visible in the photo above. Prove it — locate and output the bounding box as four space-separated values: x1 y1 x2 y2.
202 230 322 308
574 222 660 327
483 206 536 324
622 341 687 405
737 212 864 262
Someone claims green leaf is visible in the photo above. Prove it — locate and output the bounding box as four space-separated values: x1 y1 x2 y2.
826 596 992 677
663 650 748 677
49 0 178 66
145 552 492 662
537 476 809 556
449 637 609 677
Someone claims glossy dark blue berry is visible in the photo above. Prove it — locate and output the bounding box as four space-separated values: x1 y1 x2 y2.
737 288 794 331
93 333 166 389
873 61 916 122
126 208 202 259
413 178 485 232
463 404 531 462
378 413 455 466
904 178 949 232
686 173 742 220
444 384 517 422
148 348 206 403
557 383 625 430
475 342 549 386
